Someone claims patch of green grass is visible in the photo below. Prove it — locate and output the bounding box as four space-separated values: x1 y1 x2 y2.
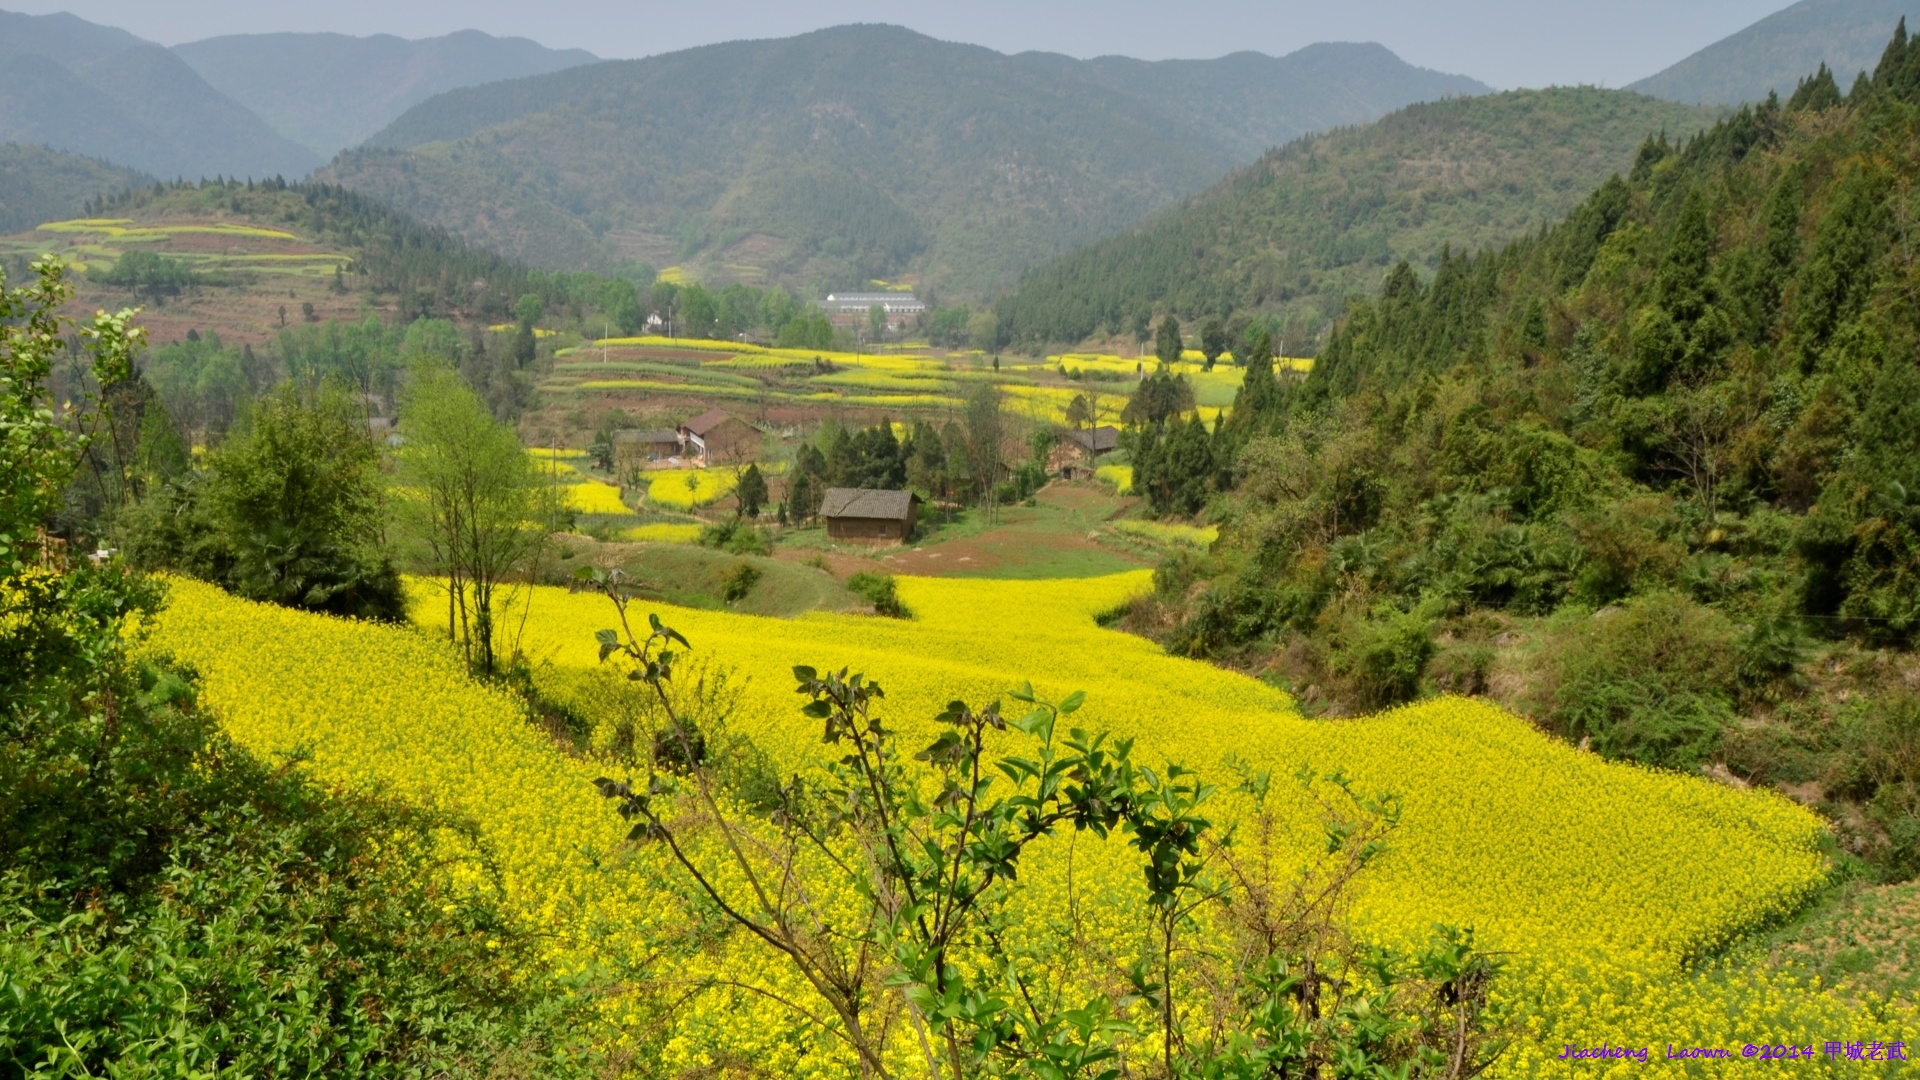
551 360 764 388
547 535 860 618
1758 877 1920 1004
946 545 1144 580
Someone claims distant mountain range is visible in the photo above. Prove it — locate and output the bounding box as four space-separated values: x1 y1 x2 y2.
993 88 1722 346
1630 0 1919 104
326 25 1489 297
0 142 152 233
0 8 320 180
0 8 595 180
173 31 596 160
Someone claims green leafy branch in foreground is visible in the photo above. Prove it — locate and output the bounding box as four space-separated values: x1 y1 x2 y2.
578 565 1505 1080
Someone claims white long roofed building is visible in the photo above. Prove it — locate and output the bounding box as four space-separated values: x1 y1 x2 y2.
820 291 926 330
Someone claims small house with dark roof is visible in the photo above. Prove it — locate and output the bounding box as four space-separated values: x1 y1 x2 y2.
821 487 920 544
613 428 683 470
1053 425 1121 478
1063 426 1120 455
679 408 760 462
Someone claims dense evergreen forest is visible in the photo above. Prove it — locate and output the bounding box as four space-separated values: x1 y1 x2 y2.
993 88 1720 350
1133 28 1920 880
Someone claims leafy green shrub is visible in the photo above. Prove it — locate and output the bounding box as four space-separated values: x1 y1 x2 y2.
1734 613 1810 695
1166 572 1282 658
846 571 910 618
0 790 595 1078
1538 591 1738 770
1 261 591 1077
1331 603 1437 709
1565 496 1683 606
89 250 204 294
120 383 404 622
718 560 761 603
1855 693 1920 881
698 517 772 556
1427 637 1494 696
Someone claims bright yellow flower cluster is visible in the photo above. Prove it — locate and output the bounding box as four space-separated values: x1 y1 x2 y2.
142 573 1914 1078
617 522 703 544
1111 518 1216 547
645 468 736 510
1001 383 1129 425
531 456 582 479
565 480 629 515
1096 464 1134 493
37 218 301 241
589 335 946 374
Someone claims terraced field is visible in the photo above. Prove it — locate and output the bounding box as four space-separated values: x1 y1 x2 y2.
0 215 367 344
11 217 350 281
544 336 1156 426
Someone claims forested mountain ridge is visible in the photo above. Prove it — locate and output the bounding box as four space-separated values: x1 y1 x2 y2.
1141 28 1920 873
0 8 320 180
0 142 152 232
1630 0 1920 105
994 88 1721 349
173 30 597 160
1067 42 1488 163
324 24 1487 296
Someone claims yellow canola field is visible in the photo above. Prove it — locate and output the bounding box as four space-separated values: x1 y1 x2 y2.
591 336 947 374
141 573 1911 1078
645 467 736 510
1096 463 1134 493
617 522 703 544
531 456 582 479
36 218 301 241
565 480 628 515
1002 383 1129 425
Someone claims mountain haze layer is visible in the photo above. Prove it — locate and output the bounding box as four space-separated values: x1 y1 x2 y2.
0 9 319 180
173 31 597 160
1629 0 1918 104
994 88 1721 346
326 25 1489 297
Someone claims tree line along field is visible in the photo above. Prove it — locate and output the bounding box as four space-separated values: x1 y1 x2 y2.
141 572 1909 1078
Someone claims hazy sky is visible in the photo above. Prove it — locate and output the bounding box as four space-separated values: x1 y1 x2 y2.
7 0 1798 89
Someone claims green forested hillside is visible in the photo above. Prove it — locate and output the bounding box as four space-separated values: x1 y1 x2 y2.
994 88 1720 348
1141 40 1920 874
0 142 151 232
0 8 320 180
173 30 596 160
1630 0 1920 105
324 25 1487 296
